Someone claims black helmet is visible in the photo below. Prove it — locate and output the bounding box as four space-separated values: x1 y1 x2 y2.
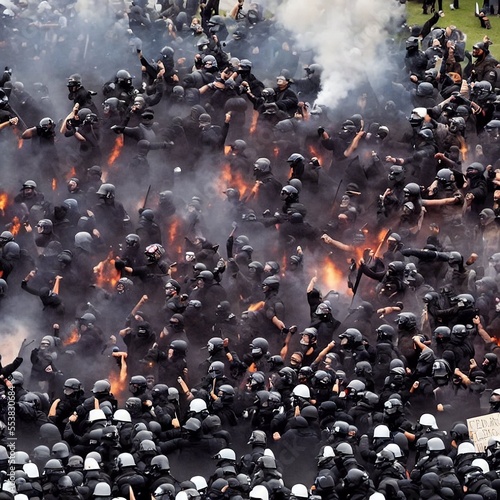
64 378 81 391
248 430 267 446
396 312 417 330
125 234 141 248
39 117 55 131
92 380 111 395
433 326 451 339
339 328 363 344
312 370 333 387
278 367 297 386
451 324 468 339
169 340 188 355
376 324 395 341
454 293 475 308
129 375 147 389
388 165 405 182
239 59 252 70
404 182 421 198
449 116 466 134
144 244 165 262
207 337 224 353
116 69 132 84
207 14 225 30
418 128 434 141
37 218 53 234
261 88 275 100
67 74 82 88
262 276 280 291
450 423 469 442
265 261 280 275
103 97 124 113
254 157 271 173
198 270 214 282
436 168 455 184
250 337 269 357
160 46 174 58
21 392 41 410
280 185 298 201
423 292 440 304
472 80 493 98
96 183 116 198
151 384 169 401
79 312 96 326
287 153 305 165
202 55 217 69
0 231 13 244
416 82 434 97
406 36 419 50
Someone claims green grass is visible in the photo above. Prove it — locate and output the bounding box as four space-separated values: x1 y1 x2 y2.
405 0 499 59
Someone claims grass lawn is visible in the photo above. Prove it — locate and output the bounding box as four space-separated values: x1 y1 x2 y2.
404 0 499 59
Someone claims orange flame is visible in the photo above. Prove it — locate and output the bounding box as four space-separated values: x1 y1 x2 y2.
168 218 180 245
273 145 280 158
0 193 8 215
93 250 120 290
166 218 184 260
249 110 259 135
65 166 77 181
52 178 57 191
17 139 23 150
318 256 348 294
248 301 265 311
108 353 128 404
63 328 80 346
308 145 325 168
218 163 254 200
10 217 21 236
459 140 468 163
108 135 124 167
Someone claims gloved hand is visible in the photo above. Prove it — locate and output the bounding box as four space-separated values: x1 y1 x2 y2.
110 125 124 134
114 259 126 271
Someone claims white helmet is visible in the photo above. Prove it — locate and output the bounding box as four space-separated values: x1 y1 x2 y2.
23 463 40 479
113 409 132 423
189 398 207 412
472 458 490 473
249 485 269 500
190 476 208 492
292 384 310 399
94 483 112 497
214 448 236 461
419 413 438 430
291 484 308 499
457 442 476 455
88 409 106 423
383 443 403 458
373 424 391 439
84 457 100 471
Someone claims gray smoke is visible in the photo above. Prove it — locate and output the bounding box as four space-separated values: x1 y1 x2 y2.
275 0 406 109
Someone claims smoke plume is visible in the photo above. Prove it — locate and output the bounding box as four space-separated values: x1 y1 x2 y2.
275 0 406 109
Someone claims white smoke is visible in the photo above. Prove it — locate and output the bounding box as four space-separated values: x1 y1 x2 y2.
275 0 406 109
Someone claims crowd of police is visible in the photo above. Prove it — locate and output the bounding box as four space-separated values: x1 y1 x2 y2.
2 0 500 498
